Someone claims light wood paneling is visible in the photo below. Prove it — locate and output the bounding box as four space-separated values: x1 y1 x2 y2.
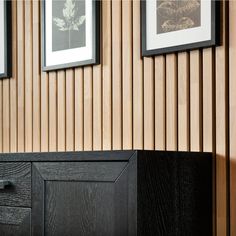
57 70 66 151
178 52 189 151
166 54 177 151
0 0 231 235
10 0 17 153
230 0 236 235
102 0 112 150
17 0 25 152
112 0 122 150
215 2 228 235
25 0 33 152
133 0 143 150
75 68 83 151
32 0 41 152
190 50 202 151
65 69 74 151
84 67 93 151
122 0 133 149
155 56 165 150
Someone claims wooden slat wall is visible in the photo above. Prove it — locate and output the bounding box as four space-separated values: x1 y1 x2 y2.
0 0 231 235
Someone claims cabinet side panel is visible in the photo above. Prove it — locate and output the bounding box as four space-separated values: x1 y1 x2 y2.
138 152 212 236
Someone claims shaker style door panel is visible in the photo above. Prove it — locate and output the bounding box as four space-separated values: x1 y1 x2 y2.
0 206 31 236
32 162 131 236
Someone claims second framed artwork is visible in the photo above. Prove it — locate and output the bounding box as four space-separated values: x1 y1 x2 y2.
41 0 100 71
141 0 220 56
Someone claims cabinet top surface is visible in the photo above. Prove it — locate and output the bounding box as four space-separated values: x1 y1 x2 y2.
0 150 212 162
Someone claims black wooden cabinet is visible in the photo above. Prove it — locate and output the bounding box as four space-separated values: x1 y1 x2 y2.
0 151 212 236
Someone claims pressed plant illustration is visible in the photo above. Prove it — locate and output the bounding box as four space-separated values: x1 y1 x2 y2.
157 0 200 33
53 0 86 48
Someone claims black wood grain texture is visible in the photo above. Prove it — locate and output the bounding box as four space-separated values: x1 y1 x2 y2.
33 162 128 182
0 150 136 162
32 161 132 236
137 151 212 236
0 206 31 236
0 162 31 207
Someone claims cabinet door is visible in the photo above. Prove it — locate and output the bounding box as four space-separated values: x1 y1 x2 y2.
32 162 132 236
0 206 31 236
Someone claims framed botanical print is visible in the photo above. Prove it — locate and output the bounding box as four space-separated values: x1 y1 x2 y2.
141 0 220 56
41 0 100 71
0 0 11 78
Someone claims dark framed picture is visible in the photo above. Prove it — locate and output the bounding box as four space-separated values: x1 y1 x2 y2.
0 0 11 78
41 0 100 71
141 0 220 56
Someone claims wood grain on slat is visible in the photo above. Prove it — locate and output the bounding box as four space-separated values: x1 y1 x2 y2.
166 54 177 151
144 57 154 150
93 65 102 150
49 72 57 152
229 0 236 234
17 0 25 152
66 69 75 151
112 0 122 150
122 0 133 149
57 70 66 151
155 56 165 150
84 67 93 151
102 0 112 150
25 0 33 152
41 72 49 152
75 68 83 151
178 52 189 151
3 79 10 152
215 2 228 236
10 0 18 152
133 0 143 149
203 48 215 153
190 50 202 152
32 0 41 152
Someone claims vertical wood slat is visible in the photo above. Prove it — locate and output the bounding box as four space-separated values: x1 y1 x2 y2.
215 1 228 235
102 0 112 150
84 67 93 151
203 48 215 153
49 72 57 152
32 0 41 152
10 0 18 153
112 0 122 150
190 50 202 152
57 71 66 151
178 52 189 151
41 72 49 152
75 68 83 151
93 65 102 150
166 54 177 151
144 57 154 150
17 0 25 152
25 0 33 152
122 0 133 149
229 0 236 234
66 69 74 151
155 56 166 150
133 0 143 150
2 79 10 152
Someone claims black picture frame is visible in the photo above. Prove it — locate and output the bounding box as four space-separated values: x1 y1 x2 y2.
0 0 12 79
41 0 100 71
141 0 220 56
